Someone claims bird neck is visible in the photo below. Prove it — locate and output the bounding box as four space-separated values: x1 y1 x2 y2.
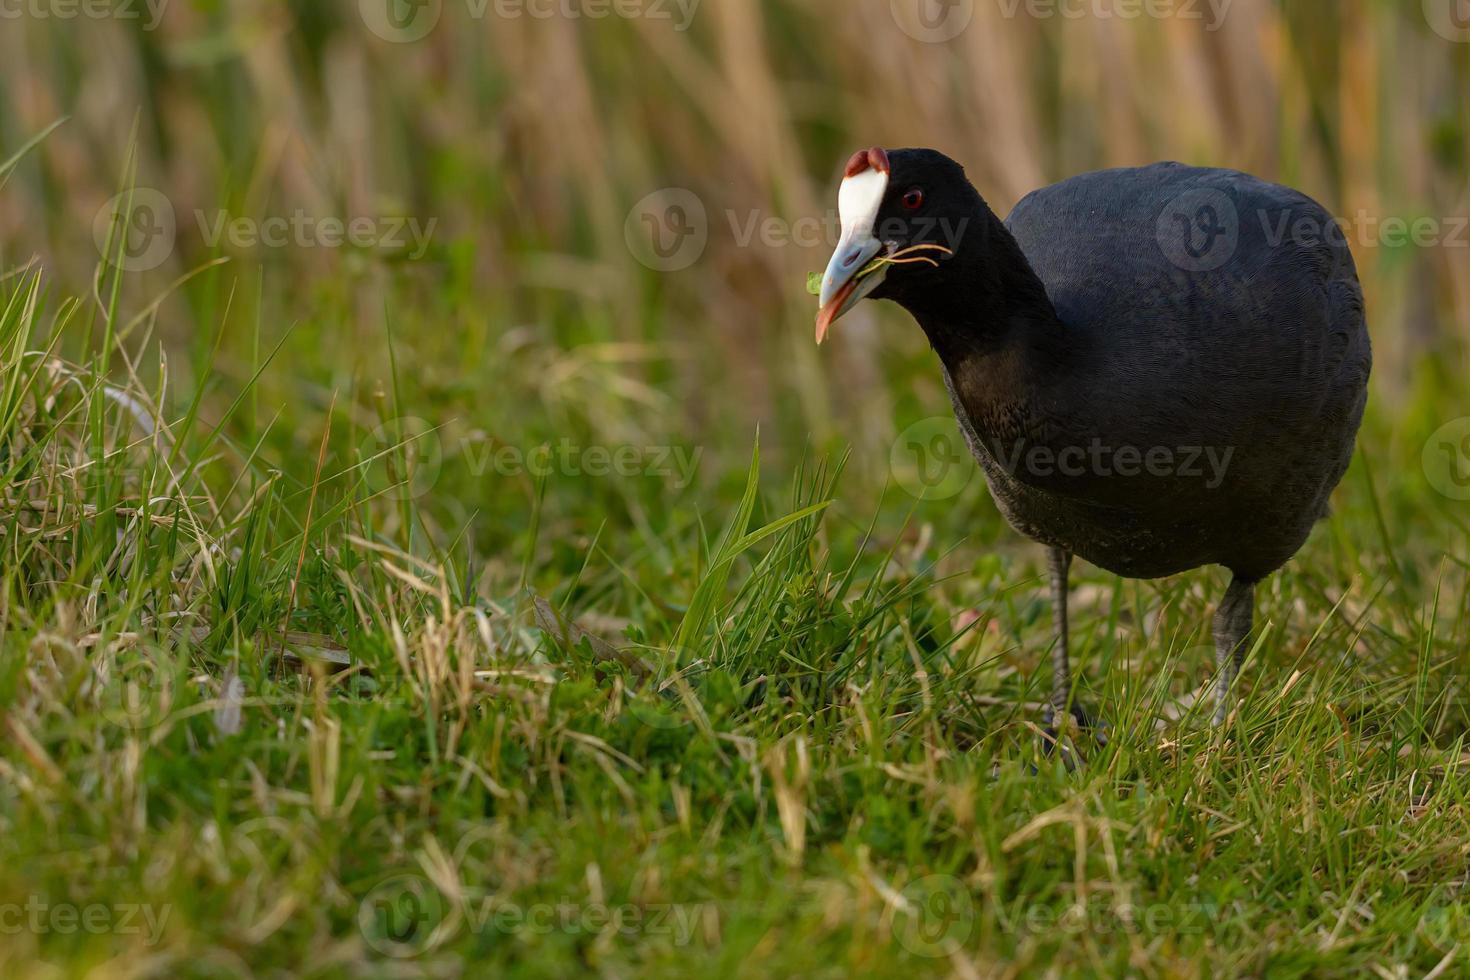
904 204 1074 445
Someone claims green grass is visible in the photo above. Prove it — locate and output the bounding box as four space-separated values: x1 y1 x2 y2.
1 15 1470 955
3 215 1470 979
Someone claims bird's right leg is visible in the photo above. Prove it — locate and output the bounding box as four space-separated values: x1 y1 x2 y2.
1042 548 1104 748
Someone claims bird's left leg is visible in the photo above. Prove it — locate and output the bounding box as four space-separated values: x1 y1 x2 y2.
1048 547 1074 724
1211 577 1255 726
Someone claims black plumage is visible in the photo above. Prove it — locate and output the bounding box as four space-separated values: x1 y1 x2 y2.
816 147 1371 729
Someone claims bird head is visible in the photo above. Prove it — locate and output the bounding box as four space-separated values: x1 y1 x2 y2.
814 147 977 343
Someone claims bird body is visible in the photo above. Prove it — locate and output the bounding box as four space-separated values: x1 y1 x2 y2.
976 162 1370 581
815 148 1371 730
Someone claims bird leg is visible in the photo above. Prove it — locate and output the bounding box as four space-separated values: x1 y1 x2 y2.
1048 547 1074 721
1212 577 1255 726
1041 548 1103 751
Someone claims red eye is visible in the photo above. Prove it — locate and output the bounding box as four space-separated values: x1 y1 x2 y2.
902 188 924 210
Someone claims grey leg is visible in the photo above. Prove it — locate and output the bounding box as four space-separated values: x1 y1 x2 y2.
1048 547 1073 719
1039 548 1105 763
1212 577 1255 726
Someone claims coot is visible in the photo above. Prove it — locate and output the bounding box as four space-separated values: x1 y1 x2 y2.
816 147 1371 729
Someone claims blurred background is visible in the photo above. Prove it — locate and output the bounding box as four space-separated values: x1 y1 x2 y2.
1 0 1467 579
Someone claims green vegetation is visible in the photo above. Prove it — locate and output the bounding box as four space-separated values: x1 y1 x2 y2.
2 2 1469 976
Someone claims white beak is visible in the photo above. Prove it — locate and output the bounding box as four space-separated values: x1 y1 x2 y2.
815 240 886 343
815 164 890 343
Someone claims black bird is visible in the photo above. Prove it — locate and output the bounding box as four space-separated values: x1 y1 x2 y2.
816 147 1370 730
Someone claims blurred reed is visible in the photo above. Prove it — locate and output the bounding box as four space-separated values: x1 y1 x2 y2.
0 0 1465 439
